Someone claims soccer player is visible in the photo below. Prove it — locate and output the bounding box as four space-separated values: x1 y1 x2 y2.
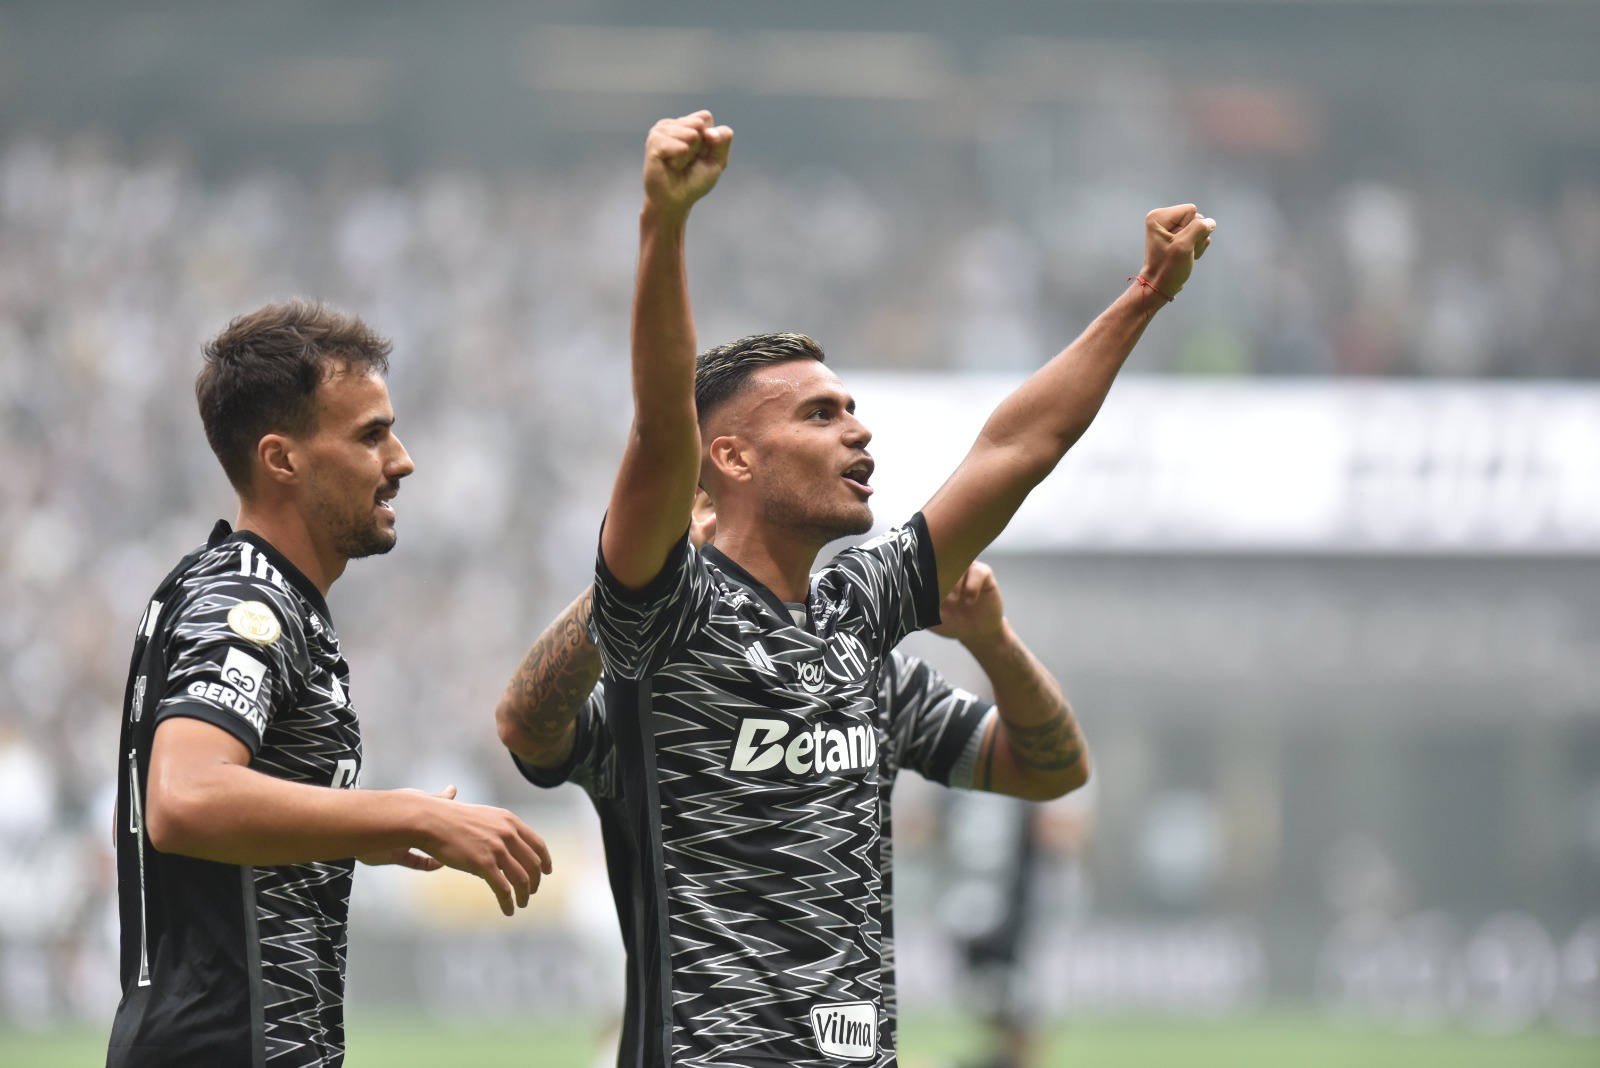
108 301 552 1068
497 494 1085 1064
587 111 1212 1066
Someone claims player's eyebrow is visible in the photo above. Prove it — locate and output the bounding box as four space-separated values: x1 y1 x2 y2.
796 392 856 414
356 414 395 435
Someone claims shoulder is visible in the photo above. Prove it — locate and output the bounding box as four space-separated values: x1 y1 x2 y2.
166 544 309 649
824 516 931 572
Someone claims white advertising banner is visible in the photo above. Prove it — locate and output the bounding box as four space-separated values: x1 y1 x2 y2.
847 374 1600 554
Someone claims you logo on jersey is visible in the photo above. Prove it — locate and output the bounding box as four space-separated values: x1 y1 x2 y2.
727 716 878 777
747 632 872 696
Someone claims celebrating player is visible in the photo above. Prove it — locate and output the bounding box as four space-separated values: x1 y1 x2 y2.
107 301 552 1068
584 110 1212 1066
498 487 1087 1064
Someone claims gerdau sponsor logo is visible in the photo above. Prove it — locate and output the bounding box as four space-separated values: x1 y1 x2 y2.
809 1001 877 1061
727 716 877 777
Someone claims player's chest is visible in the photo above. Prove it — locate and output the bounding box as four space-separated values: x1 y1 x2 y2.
708 589 878 700
656 600 886 785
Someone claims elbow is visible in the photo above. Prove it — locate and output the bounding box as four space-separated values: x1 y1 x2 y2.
144 780 210 856
495 703 534 760
1060 751 1092 797
1031 751 1092 803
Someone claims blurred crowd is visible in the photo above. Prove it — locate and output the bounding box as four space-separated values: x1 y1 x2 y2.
1 132 1597 1025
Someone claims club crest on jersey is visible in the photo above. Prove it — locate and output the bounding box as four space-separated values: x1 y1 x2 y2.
227 601 282 646
823 632 870 684
809 1001 877 1061
727 716 878 778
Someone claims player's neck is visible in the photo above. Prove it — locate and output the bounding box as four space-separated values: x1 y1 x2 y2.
708 522 818 603
233 501 348 595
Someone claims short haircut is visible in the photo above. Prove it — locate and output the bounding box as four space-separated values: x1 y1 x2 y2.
196 299 393 493
694 332 826 426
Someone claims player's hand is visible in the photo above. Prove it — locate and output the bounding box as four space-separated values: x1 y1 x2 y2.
358 847 444 870
358 785 456 869
642 110 732 220
1139 204 1216 299
416 784 553 917
929 562 1005 646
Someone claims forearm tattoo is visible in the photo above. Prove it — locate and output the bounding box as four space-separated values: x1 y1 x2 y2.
1001 705 1085 774
975 633 1085 790
503 588 601 746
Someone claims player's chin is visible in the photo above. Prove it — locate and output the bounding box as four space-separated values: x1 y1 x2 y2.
341 522 399 560
829 501 874 539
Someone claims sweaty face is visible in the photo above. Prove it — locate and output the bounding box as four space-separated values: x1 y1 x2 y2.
718 360 875 545
299 368 414 561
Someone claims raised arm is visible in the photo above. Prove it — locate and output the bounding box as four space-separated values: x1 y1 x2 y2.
496 587 600 768
146 719 552 917
600 111 732 590
922 205 1215 595
931 563 1088 802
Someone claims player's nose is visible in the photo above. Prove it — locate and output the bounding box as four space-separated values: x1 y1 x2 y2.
388 435 416 479
843 414 871 448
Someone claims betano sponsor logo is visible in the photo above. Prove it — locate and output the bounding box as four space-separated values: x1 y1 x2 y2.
727 716 878 777
809 1001 877 1061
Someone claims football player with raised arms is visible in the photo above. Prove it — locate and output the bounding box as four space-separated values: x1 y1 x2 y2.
108 301 552 1068
499 489 1086 1066
585 111 1213 1067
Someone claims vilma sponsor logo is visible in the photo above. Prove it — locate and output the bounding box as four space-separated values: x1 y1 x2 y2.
727 716 878 777
809 1001 877 1061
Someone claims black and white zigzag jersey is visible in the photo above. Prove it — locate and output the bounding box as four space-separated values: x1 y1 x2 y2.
562 512 992 1067
109 521 362 1068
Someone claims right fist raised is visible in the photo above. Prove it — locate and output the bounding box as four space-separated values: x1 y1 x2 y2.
642 110 733 218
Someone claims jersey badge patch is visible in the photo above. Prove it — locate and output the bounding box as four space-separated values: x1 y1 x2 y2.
220 646 269 701
228 601 282 645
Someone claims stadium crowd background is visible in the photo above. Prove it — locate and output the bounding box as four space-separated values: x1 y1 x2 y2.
0 0 1597 1053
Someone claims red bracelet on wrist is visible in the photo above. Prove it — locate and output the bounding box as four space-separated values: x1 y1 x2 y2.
1129 275 1175 304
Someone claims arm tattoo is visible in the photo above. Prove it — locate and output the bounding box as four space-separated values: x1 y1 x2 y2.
1000 705 1085 774
974 628 1086 782
501 588 601 752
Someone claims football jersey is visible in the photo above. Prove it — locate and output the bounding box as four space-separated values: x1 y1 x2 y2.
109 521 363 1068
560 513 991 1067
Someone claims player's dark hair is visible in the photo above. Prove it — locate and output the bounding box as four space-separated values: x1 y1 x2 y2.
196 299 393 493
694 332 826 425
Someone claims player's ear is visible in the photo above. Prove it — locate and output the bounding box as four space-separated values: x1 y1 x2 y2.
257 433 299 486
706 435 752 483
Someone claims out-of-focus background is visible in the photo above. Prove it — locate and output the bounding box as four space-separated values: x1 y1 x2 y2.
1 1 1597 1065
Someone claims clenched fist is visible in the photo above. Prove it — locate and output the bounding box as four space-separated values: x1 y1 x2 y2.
642 110 733 220
1140 204 1216 300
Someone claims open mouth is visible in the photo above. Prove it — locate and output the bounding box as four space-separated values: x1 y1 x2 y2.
376 485 399 516
842 459 875 495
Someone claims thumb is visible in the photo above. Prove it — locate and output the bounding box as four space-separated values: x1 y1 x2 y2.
435 784 458 801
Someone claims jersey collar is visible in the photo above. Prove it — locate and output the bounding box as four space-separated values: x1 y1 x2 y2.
209 520 335 624
700 545 810 628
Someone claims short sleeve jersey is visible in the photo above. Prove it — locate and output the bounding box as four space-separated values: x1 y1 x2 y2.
109 522 363 1068
561 513 991 1068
